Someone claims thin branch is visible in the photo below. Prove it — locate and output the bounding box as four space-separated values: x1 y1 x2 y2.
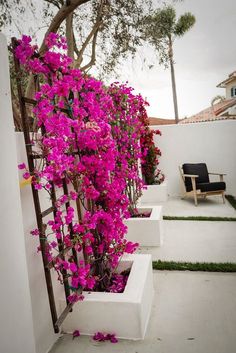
44 0 61 10
73 29 80 57
74 19 101 68
39 0 91 55
80 29 98 71
74 0 107 68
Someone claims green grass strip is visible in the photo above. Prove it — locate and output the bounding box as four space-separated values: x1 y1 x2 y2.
153 260 236 272
226 194 236 211
163 216 236 221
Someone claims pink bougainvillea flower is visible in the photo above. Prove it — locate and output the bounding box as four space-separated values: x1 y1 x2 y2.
72 330 80 339
30 229 39 236
106 333 118 343
70 262 77 273
86 276 95 290
93 332 106 342
93 332 118 343
49 241 57 249
124 241 139 253
108 274 128 293
69 191 78 200
67 293 81 304
33 183 43 190
18 163 26 170
23 172 31 179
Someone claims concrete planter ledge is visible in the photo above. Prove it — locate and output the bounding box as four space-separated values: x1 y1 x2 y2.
60 254 154 340
125 206 164 247
140 180 168 204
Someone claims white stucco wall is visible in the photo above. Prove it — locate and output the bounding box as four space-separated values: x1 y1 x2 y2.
0 34 37 353
153 121 236 197
16 133 60 353
0 34 59 353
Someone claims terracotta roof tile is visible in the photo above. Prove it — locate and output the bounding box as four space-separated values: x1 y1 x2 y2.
149 117 176 125
180 99 236 124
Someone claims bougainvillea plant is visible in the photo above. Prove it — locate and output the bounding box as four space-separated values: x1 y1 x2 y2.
15 33 142 302
107 83 147 215
139 105 165 185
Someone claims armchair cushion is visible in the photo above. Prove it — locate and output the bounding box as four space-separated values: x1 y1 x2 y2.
183 163 209 192
197 182 226 192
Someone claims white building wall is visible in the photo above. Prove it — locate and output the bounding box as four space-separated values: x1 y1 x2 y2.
225 79 236 99
153 121 236 197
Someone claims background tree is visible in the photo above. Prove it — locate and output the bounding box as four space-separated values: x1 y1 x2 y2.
0 0 183 129
211 95 226 106
1 0 154 75
143 5 195 123
1 0 153 129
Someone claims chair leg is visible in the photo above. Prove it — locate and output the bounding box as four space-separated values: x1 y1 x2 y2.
194 191 198 206
191 177 198 206
222 192 225 204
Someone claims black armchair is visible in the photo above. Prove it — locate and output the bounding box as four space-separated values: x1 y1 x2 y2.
179 163 226 206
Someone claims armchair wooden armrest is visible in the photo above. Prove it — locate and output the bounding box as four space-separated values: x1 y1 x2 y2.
208 172 226 176
208 172 226 182
182 174 199 178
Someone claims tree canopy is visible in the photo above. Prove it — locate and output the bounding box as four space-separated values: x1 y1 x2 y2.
143 5 195 66
142 5 195 122
0 0 185 128
1 0 155 76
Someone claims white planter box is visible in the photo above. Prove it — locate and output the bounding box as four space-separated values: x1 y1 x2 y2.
125 206 163 247
140 180 168 204
60 254 153 340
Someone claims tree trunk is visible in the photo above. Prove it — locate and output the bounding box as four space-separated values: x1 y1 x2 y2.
25 0 90 99
168 36 179 124
66 12 74 60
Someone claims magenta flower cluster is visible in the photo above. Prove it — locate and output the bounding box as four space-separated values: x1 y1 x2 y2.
108 83 148 213
72 329 118 343
93 331 118 343
15 33 148 299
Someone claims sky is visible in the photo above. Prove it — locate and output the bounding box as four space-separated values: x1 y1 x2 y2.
2 0 236 119
111 0 236 119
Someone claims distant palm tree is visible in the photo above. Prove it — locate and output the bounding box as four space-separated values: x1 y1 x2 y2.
211 95 226 106
143 6 196 123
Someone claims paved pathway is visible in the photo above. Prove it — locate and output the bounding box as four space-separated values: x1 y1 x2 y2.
162 196 236 217
50 271 236 353
138 220 236 262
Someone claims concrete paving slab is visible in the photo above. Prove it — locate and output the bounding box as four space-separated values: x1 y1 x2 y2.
49 271 236 353
147 196 236 218
138 220 236 262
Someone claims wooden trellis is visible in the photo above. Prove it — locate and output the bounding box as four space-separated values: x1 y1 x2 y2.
12 38 79 333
